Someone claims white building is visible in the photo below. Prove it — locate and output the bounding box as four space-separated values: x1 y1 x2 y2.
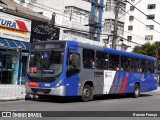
14 0 127 49
124 0 160 51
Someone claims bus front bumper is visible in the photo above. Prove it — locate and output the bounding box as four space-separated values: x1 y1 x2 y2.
25 85 66 96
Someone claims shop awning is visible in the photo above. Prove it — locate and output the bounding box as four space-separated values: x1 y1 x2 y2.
0 38 30 50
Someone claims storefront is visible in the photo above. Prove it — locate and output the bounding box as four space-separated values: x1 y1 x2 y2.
0 12 31 84
30 20 60 42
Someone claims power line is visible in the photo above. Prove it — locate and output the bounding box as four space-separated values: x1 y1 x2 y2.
120 9 160 34
127 0 160 26
15 0 149 44
104 5 160 42
17 0 90 23
118 0 143 20
123 30 144 40
17 0 64 13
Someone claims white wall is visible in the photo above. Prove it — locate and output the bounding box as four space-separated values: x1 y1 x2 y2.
124 0 160 50
14 0 127 48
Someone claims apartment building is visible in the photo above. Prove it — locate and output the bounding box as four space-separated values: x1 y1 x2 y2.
14 0 127 50
124 0 160 50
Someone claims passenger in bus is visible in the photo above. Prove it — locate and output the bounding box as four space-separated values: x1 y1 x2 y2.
91 60 96 69
115 65 120 70
136 67 142 72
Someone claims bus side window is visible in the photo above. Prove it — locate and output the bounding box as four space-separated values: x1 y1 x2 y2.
96 51 108 70
140 59 148 73
66 53 80 78
109 54 120 70
121 56 130 71
148 60 155 73
83 49 95 69
131 57 139 72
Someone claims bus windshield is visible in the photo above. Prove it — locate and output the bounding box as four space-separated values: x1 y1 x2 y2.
27 50 64 78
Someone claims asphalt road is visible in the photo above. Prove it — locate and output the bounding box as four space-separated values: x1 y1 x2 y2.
0 91 160 120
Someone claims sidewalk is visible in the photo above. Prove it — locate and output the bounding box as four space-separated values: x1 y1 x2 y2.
0 85 160 102
0 85 25 102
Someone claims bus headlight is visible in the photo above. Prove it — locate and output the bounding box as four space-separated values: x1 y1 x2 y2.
53 79 62 88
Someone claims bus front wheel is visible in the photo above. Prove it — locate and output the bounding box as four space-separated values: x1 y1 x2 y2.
133 84 140 98
82 85 93 102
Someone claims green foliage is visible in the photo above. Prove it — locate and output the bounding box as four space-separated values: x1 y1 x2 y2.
132 42 156 57
133 41 160 70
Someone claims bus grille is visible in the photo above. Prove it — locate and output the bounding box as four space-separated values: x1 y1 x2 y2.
28 75 56 82
31 88 51 94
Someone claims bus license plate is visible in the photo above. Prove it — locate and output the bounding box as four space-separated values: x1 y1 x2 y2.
37 91 44 95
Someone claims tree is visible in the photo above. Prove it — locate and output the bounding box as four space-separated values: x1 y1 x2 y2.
133 41 160 70
132 42 156 57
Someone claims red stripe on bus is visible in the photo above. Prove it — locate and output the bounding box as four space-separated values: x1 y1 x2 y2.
120 74 128 93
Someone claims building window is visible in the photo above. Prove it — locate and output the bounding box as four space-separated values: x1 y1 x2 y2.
148 4 156 9
64 6 89 24
130 6 134 11
147 14 155 19
127 36 132 41
145 35 153 40
128 25 133 30
105 0 116 11
129 16 134 21
146 25 154 30
103 19 124 35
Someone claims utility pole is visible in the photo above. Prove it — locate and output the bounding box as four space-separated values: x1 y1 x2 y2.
112 0 121 49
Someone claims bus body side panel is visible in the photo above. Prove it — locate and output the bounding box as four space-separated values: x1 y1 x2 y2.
65 74 79 96
124 72 158 93
106 71 133 94
76 47 97 96
65 41 79 96
108 72 158 94
139 73 158 92
106 71 157 94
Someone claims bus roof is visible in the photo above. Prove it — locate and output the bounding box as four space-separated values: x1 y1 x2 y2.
66 40 157 61
31 40 157 61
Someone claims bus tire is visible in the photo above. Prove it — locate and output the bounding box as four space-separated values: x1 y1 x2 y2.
89 86 94 101
25 93 34 100
82 85 92 102
133 84 140 98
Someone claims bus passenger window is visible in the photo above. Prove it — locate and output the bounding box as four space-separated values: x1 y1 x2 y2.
83 49 95 69
131 57 139 72
109 54 120 70
140 59 148 73
148 61 155 73
96 51 108 70
121 56 130 71
66 53 80 78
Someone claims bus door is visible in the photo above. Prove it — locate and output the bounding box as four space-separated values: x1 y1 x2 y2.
65 46 80 96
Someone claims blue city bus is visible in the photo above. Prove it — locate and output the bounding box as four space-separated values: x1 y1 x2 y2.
25 40 158 102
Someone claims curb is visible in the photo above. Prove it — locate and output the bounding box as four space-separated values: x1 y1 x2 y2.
0 96 25 102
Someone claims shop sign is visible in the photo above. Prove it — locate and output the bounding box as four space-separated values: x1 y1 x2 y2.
30 21 59 42
0 12 31 42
